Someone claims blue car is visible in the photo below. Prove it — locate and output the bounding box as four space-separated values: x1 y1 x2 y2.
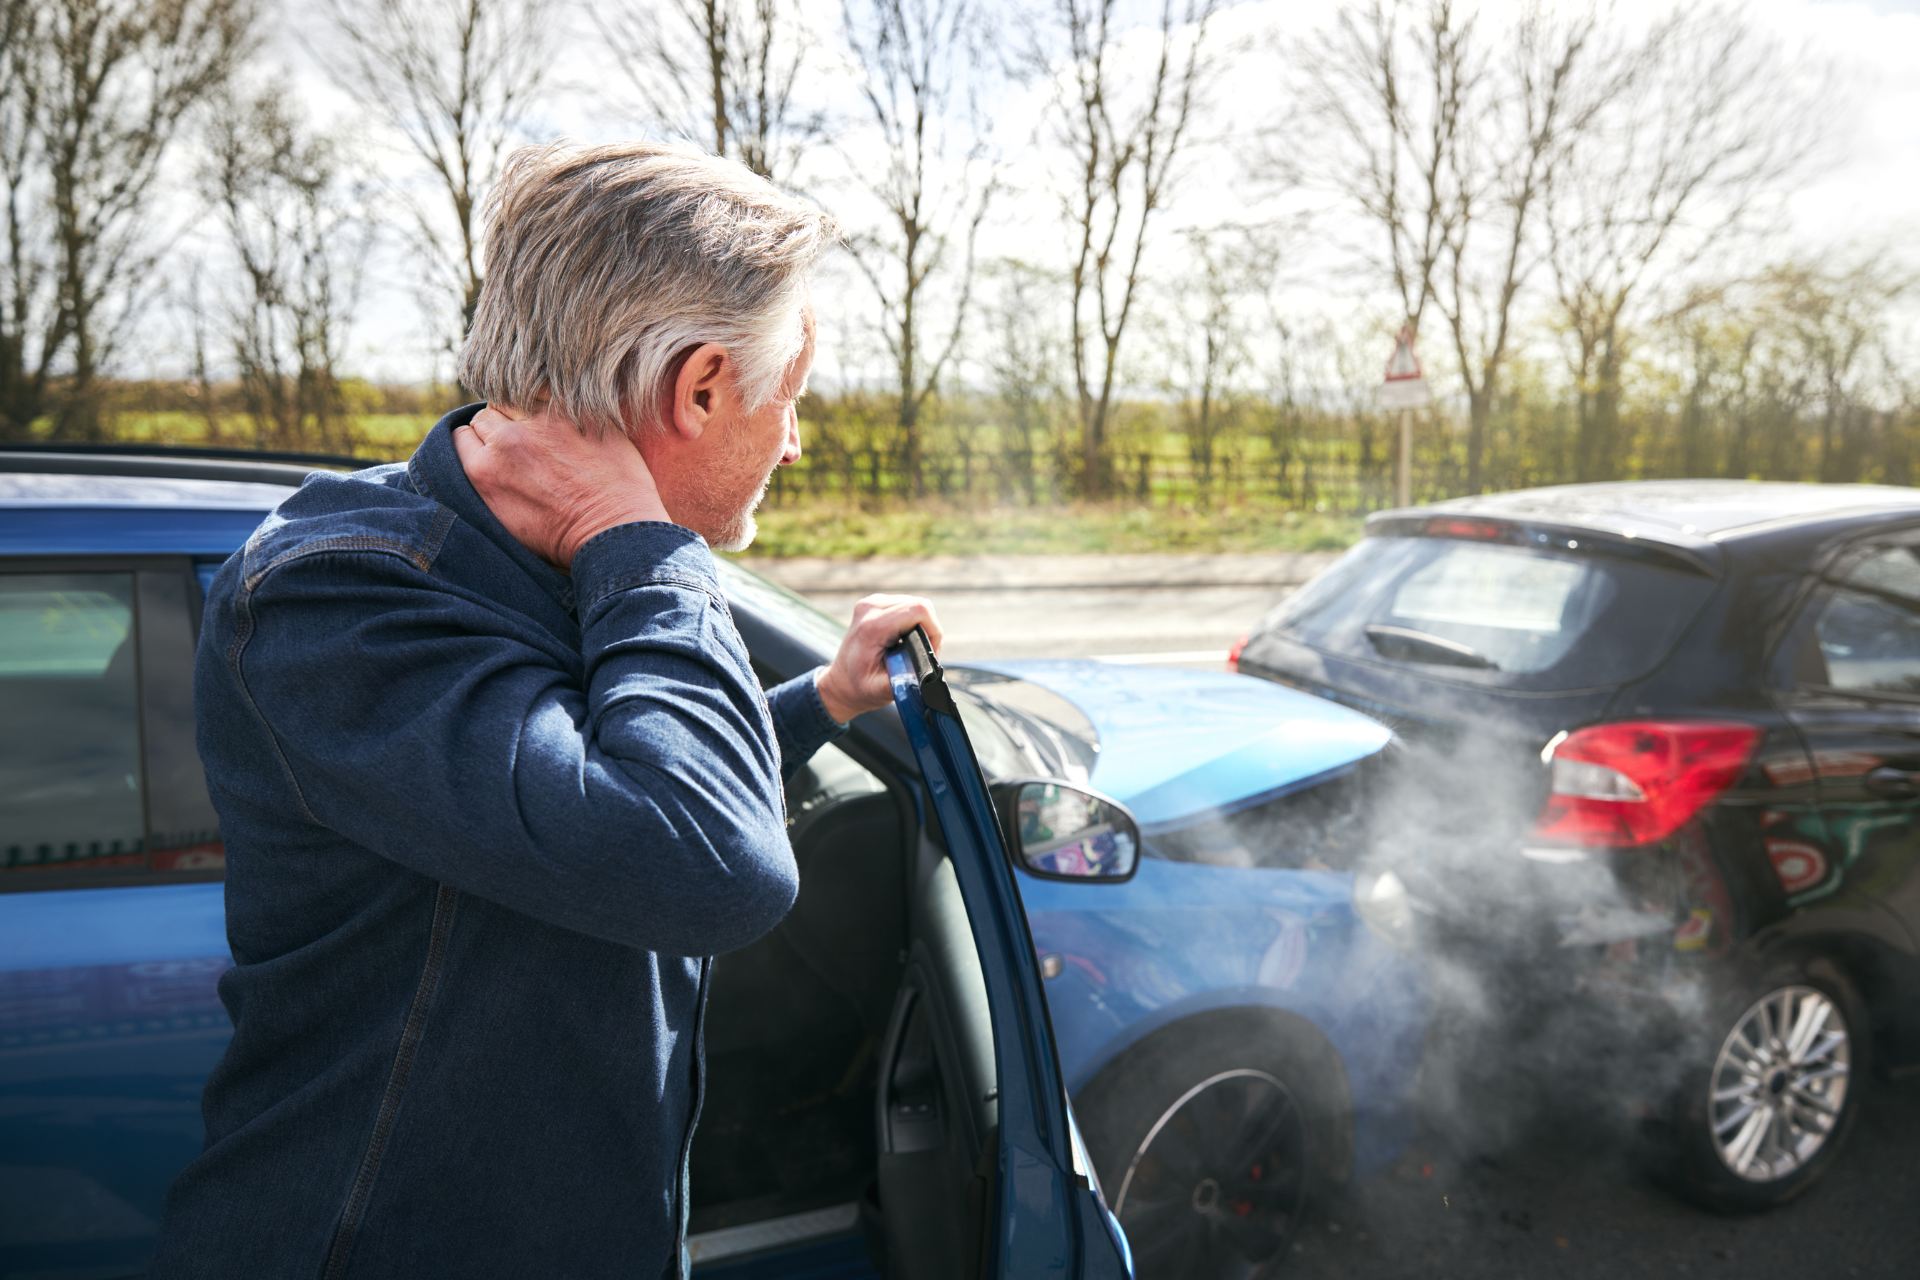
0 446 1424 1280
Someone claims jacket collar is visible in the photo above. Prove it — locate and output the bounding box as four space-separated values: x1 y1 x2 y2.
407 403 577 614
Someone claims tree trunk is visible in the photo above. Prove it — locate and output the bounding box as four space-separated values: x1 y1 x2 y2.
1465 385 1491 494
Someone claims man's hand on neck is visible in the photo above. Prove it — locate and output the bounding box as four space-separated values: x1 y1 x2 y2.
454 403 672 571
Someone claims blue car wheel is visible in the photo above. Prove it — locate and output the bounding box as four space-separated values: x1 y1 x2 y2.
1075 1013 1348 1279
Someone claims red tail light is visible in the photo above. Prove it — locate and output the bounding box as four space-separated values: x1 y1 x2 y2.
1425 517 1506 540
1534 721 1760 847
1227 632 1249 673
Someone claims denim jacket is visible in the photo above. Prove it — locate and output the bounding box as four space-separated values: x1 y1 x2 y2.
151 407 845 1279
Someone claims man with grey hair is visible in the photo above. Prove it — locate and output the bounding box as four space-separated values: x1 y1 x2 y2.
151 142 939 1279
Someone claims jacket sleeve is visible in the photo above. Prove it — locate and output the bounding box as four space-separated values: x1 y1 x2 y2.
766 669 849 782
226 522 797 957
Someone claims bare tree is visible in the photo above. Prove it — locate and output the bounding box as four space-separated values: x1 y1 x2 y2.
597 0 819 181
1052 0 1218 497
1432 3 1614 493
842 0 994 498
200 85 372 454
1546 6 1834 481
1299 0 1601 496
1161 229 1249 505
0 0 46 435
320 0 550 366
981 259 1064 504
1294 0 1478 347
0 0 254 439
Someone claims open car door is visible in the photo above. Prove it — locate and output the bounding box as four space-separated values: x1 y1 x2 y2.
879 629 1132 1280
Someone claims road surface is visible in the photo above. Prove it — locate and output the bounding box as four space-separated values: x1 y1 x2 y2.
748 551 1336 665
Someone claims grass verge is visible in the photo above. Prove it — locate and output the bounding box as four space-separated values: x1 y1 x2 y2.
736 504 1364 559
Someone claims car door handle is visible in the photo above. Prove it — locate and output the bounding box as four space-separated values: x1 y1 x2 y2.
1863 766 1920 798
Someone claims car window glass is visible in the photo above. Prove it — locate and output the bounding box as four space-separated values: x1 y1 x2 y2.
712 556 847 655
1 573 146 874
1816 547 1920 696
139 570 224 872
946 669 1099 781
1391 545 1591 639
1263 534 1710 691
785 740 888 821
1257 535 1398 635
1370 542 1608 673
951 690 1030 780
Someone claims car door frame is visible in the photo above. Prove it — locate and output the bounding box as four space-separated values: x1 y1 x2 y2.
885 631 1129 1280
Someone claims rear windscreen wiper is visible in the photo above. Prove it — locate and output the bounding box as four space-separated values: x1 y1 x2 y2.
1364 624 1500 670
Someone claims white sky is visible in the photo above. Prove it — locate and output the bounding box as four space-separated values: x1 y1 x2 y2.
202 0 1920 391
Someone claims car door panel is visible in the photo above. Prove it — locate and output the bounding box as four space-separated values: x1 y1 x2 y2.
884 633 1130 1280
0 887 232 1275
1767 541 1920 1073
1771 541 1920 950
0 560 233 1277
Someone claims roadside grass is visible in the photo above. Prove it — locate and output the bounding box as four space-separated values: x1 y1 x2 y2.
737 503 1364 559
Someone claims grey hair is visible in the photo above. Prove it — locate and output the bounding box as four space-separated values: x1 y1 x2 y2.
459 140 836 435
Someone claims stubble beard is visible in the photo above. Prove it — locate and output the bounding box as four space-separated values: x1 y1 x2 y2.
695 437 783 554
708 476 770 553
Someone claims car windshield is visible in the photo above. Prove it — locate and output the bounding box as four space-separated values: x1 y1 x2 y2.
946 668 1099 783
712 556 848 655
1264 534 1718 691
706 563 1100 781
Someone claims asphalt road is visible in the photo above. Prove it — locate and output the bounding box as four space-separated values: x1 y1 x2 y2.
760 551 1920 1280
749 551 1338 664
1288 1074 1920 1278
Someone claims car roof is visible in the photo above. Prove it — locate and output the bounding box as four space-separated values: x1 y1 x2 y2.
1401 480 1920 541
1369 480 1920 575
0 471 296 510
0 445 348 495
0 451 345 558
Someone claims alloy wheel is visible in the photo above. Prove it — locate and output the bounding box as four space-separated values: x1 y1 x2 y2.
1112 1069 1308 1280
1708 984 1851 1183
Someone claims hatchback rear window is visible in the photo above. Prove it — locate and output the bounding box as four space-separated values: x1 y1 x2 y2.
1263 535 1717 692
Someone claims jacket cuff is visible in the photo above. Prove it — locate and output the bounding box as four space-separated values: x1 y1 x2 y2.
570 522 720 614
769 668 849 779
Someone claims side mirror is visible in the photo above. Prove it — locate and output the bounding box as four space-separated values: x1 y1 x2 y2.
990 780 1141 883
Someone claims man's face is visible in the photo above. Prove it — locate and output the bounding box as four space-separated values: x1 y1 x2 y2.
687 312 813 553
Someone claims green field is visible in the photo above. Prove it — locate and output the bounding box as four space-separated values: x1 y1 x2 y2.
103 411 439 460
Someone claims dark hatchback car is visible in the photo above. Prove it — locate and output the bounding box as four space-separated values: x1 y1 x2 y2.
1235 480 1920 1210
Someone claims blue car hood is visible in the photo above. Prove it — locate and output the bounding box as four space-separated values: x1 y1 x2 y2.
959 660 1391 833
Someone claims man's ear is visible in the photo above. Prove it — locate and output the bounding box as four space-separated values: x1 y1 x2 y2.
671 343 733 441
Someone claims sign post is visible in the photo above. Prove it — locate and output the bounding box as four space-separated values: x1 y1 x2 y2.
1377 324 1429 508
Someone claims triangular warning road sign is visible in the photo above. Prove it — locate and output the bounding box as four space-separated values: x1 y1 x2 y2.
1384 325 1423 381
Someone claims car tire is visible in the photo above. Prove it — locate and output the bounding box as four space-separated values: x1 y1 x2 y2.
1667 957 1869 1212
1075 1016 1345 1280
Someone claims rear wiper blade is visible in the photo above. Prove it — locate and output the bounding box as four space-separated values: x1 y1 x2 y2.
1364 624 1500 670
